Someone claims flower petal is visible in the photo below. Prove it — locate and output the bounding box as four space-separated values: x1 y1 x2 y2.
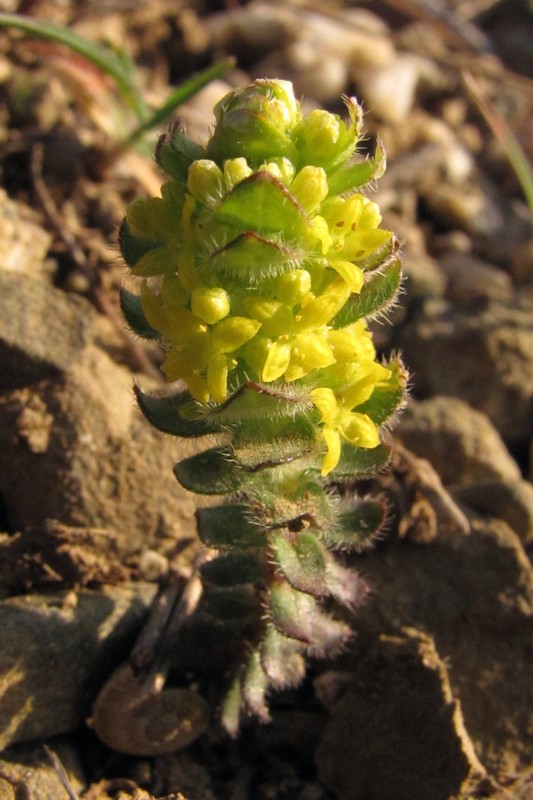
320 426 342 476
262 339 292 382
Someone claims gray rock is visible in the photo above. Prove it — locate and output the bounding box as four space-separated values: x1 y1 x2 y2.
0 345 198 553
0 271 96 390
396 397 521 486
0 583 156 748
453 479 533 546
439 252 513 302
315 629 484 800
398 296 533 445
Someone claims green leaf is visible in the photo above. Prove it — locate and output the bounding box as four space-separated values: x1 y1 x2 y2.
221 674 243 738
214 171 309 238
269 580 317 643
270 531 327 595
203 584 257 620
327 137 386 195
324 559 369 608
119 219 162 269
242 650 270 722
232 414 316 470
204 231 304 283
196 504 265 549
269 580 351 652
329 442 392 480
209 381 311 425
134 386 214 437
174 448 250 494
155 123 206 181
356 358 408 425
119 289 159 339
260 625 306 689
333 258 402 327
325 498 388 552
200 551 266 586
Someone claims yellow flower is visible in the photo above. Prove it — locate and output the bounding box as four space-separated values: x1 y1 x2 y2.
243 274 354 383
310 386 381 476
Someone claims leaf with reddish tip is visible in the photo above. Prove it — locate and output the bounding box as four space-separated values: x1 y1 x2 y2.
260 625 306 689
243 650 270 722
269 580 317 643
270 531 327 595
324 558 370 608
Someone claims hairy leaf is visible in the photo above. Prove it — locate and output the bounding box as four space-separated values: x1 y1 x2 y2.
174 448 250 494
119 289 160 339
196 504 265 549
260 625 306 689
333 259 402 327
134 385 214 437
270 531 327 595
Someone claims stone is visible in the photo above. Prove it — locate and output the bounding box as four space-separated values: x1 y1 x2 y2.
398 296 533 446
0 583 156 748
349 516 533 775
0 345 197 554
453 479 533 546
438 252 513 301
315 629 484 800
0 188 52 278
396 397 521 486
0 271 96 391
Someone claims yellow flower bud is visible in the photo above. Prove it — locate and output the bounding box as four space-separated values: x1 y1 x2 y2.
192 287 231 325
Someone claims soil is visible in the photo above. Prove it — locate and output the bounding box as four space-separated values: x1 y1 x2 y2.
0 1 532 799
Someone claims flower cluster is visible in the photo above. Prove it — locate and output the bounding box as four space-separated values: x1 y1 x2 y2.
124 79 397 475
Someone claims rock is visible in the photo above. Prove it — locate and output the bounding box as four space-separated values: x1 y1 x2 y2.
0 188 52 278
0 271 96 391
453 479 533 546
439 252 514 301
315 629 484 800
0 739 84 800
396 397 521 486
0 345 197 553
0 583 156 748
356 54 425 124
398 296 533 445
0 519 131 594
350 516 533 775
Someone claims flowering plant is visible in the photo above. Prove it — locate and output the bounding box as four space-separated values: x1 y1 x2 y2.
121 79 406 733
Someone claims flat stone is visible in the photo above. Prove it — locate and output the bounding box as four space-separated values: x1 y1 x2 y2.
0 271 95 390
0 583 156 748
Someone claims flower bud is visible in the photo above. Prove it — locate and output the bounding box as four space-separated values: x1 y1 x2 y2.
207 79 300 166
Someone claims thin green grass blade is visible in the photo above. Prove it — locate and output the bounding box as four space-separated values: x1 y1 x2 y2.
124 57 236 147
0 13 145 117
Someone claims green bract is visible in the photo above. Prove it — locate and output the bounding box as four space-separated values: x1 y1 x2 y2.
122 79 407 735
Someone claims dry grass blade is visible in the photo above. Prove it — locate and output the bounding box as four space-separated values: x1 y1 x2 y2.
462 69 533 218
